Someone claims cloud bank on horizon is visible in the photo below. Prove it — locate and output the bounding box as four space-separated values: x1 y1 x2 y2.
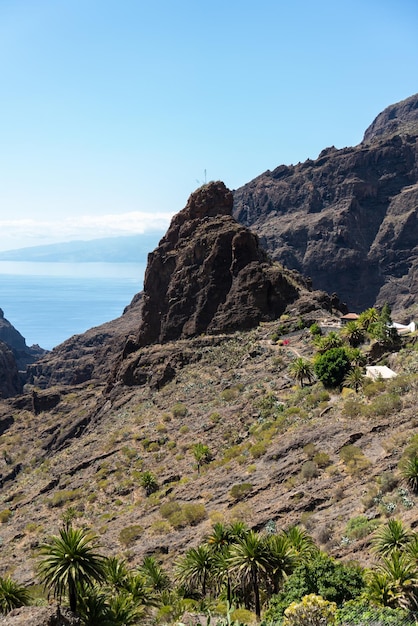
0 211 173 252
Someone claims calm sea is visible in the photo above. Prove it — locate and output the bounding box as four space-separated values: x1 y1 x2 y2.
0 262 146 350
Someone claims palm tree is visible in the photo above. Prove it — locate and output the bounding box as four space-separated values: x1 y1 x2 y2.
358 307 379 332
140 556 170 592
341 321 365 347
347 347 367 367
264 534 296 594
38 524 106 613
228 530 270 618
192 443 212 474
288 357 314 387
401 456 418 494
175 545 214 597
281 525 319 563
107 592 145 625
0 576 31 614
104 556 130 591
370 551 418 611
314 331 344 354
372 520 412 557
343 366 365 393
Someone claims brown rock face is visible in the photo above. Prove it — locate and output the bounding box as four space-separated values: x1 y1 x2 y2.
137 181 331 347
233 94 418 314
0 340 22 398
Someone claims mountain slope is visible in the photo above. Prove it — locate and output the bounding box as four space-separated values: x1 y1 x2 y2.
233 93 418 314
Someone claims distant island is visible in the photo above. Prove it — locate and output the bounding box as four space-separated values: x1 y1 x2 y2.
0 233 164 263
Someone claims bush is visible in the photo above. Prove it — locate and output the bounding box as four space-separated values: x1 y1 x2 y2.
314 348 351 388
172 403 187 418
301 461 319 480
0 509 12 524
139 470 159 495
47 489 82 508
229 483 253 501
284 594 337 626
339 445 370 475
344 515 379 540
118 524 143 547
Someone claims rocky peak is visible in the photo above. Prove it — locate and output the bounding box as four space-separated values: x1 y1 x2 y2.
363 92 418 143
136 181 336 348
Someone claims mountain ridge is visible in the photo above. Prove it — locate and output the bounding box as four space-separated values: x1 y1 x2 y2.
233 93 418 315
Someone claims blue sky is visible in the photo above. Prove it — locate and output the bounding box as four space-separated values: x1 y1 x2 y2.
0 0 417 250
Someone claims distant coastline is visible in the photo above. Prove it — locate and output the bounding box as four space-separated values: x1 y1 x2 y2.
0 233 164 263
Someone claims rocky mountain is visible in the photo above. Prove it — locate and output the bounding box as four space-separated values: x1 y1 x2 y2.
0 310 46 397
233 93 418 315
1 126 418 623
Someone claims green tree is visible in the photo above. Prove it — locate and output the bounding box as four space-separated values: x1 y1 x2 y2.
192 443 212 474
343 366 365 393
401 456 418 493
367 550 418 611
175 545 214 597
372 520 412 557
0 576 31 614
264 534 296 594
341 321 365 347
140 556 170 592
38 524 106 613
288 357 315 388
263 553 364 621
139 470 159 496
228 529 271 618
314 347 351 388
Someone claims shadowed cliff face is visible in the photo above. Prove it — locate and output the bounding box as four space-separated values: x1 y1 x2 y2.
137 181 334 347
233 94 418 314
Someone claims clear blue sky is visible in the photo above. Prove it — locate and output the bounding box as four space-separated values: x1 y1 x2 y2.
0 0 417 250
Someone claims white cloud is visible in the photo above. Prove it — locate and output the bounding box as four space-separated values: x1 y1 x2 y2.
0 211 173 251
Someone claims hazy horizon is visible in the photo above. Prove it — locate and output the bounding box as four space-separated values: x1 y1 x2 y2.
1 1 417 251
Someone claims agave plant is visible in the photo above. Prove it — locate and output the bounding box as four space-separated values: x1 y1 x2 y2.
0 576 31 614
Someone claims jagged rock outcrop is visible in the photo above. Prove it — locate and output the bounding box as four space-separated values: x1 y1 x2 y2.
0 340 22 397
233 93 418 314
0 308 46 371
137 181 338 347
28 183 342 392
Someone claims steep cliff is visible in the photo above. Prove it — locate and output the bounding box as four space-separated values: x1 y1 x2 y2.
233 93 418 314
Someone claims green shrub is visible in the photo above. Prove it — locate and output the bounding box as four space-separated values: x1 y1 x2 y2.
159 500 181 519
229 483 253 501
339 445 370 474
301 461 319 480
47 489 82 508
344 515 379 540
172 403 187 418
139 470 159 495
310 323 322 336
181 503 207 526
313 451 331 468
249 442 267 458
314 347 351 388
364 393 402 418
0 509 12 523
118 524 143 547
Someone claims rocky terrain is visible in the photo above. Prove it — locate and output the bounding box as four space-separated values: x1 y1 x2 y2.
0 98 418 623
233 93 418 315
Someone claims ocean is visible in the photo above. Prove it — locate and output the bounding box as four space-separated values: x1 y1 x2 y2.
0 262 146 350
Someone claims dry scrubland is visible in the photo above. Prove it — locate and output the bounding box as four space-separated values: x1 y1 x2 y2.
0 315 417 603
